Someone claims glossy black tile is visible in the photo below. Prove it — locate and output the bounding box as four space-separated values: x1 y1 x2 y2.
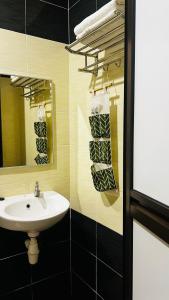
71 210 96 255
97 0 111 9
69 0 80 9
0 0 25 34
97 260 123 300
72 241 96 290
26 0 68 43
72 272 96 300
0 228 27 259
39 210 70 246
97 223 123 275
69 0 96 42
31 241 70 282
1 287 32 300
0 254 30 296
44 0 68 9
32 273 70 300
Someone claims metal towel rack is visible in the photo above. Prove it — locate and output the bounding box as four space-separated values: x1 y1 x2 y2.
65 9 125 75
10 76 50 100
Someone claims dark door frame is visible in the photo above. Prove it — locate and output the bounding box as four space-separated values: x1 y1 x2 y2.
123 1 169 299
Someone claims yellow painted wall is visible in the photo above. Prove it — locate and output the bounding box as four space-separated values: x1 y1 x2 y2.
0 29 69 199
69 52 124 234
0 77 26 167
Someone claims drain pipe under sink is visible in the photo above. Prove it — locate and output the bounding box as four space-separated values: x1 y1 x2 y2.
25 232 40 265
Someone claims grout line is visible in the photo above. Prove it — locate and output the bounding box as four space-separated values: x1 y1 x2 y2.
97 257 123 278
0 251 26 261
72 239 123 278
96 0 98 10
0 272 69 298
25 0 26 34
0 239 69 262
70 209 72 295
96 222 98 300
68 0 70 44
72 271 104 300
40 0 68 10
69 0 81 10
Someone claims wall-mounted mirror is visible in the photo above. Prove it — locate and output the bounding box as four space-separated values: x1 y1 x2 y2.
0 74 54 168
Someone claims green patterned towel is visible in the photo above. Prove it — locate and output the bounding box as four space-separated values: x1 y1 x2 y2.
34 122 47 137
91 165 117 192
89 141 111 164
34 154 48 165
89 114 110 138
36 138 48 154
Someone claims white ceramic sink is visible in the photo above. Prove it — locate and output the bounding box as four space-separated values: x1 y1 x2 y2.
0 191 70 233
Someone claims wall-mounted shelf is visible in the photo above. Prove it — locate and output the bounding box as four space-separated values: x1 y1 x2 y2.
65 9 125 75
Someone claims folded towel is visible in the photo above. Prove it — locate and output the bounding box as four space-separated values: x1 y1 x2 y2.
74 0 117 37
116 0 124 4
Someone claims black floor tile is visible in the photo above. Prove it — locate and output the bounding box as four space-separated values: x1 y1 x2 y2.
69 0 96 42
31 241 70 282
1 287 32 300
97 259 123 300
0 254 31 296
71 210 96 255
0 0 25 34
33 273 70 300
97 223 123 275
0 228 27 259
26 0 68 43
72 272 96 300
72 241 96 290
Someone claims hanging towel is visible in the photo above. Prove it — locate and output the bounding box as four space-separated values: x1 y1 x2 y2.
89 92 111 138
89 141 112 165
36 138 48 154
91 164 117 192
34 122 47 137
34 154 48 165
89 114 110 138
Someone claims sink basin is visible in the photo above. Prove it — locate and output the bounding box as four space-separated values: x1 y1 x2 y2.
0 191 70 233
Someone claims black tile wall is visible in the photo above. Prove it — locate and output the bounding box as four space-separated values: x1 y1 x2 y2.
68 0 110 43
45 0 68 9
69 0 96 42
97 0 111 9
1 287 33 300
97 223 123 275
97 260 123 300
32 273 71 300
72 272 97 300
0 0 68 43
72 241 96 290
26 0 68 42
0 0 25 34
69 0 80 9
0 212 71 299
71 209 96 254
71 209 123 300
0 0 110 43
31 241 70 282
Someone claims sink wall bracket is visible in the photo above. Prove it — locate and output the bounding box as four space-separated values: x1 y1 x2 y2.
25 232 40 265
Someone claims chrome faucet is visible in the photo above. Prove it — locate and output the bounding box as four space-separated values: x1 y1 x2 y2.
34 181 40 197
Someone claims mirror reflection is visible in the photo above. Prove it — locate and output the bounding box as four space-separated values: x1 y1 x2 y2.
0 75 53 168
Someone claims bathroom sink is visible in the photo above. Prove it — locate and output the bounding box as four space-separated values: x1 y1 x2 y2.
0 191 70 233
